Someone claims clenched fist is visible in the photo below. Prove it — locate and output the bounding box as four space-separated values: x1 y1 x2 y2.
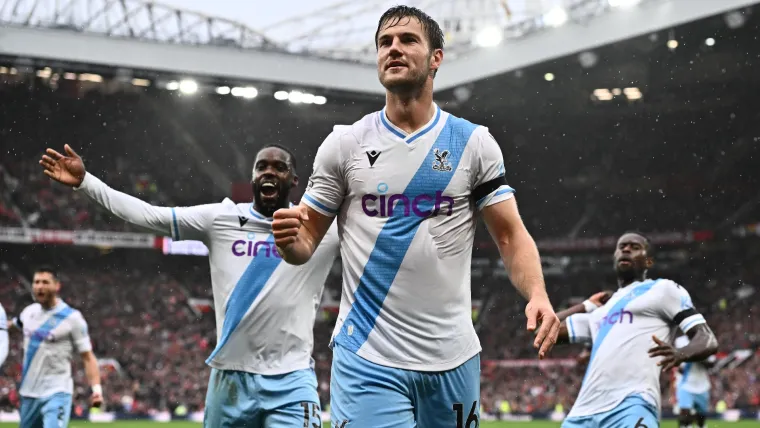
272 205 310 254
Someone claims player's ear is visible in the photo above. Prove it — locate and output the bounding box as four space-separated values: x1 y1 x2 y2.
430 48 443 74
291 175 299 189
645 257 654 269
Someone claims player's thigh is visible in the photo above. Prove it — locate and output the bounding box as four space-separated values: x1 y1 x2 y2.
414 354 480 428
40 393 72 428
19 396 44 428
330 344 415 428
263 401 322 428
204 368 262 428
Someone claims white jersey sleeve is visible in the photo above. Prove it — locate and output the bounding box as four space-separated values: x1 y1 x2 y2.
656 280 705 333
0 304 8 367
302 129 349 217
76 172 218 241
566 313 593 344
69 311 93 353
470 128 515 210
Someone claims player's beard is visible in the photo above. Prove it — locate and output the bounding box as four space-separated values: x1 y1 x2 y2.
252 180 291 218
615 263 643 285
380 59 430 95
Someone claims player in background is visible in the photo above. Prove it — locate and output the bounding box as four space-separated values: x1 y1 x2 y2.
271 6 560 427
7 266 102 428
0 302 8 369
40 143 337 427
674 334 715 428
553 232 718 428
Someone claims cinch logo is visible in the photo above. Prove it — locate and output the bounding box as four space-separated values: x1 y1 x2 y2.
596 309 634 329
361 183 454 218
231 240 281 258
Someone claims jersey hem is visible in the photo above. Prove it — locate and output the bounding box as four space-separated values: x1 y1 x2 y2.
353 343 482 372
302 193 338 217
19 388 73 399
206 359 313 376
567 391 657 418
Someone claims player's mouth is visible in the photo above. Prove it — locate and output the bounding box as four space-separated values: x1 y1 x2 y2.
259 181 279 201
386 60 407 71
617 257 633 267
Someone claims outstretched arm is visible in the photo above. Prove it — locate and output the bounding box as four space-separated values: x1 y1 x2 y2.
40 145 214 239
649 324 719 372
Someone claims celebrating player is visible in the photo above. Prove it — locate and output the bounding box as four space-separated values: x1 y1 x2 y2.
8 266 103 428
557 232 719 428
271 6 559 427
40 144 337 427
674 334 715 428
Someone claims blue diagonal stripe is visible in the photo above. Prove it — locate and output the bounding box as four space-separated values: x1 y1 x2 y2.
679 362 692 386
21 304 74 387
334 115 478 352
582 279 656 383
206 235 282 363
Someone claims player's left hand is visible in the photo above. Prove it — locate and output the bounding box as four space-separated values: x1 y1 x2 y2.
648 335 686 372
90 391 103 408
525 295 560 360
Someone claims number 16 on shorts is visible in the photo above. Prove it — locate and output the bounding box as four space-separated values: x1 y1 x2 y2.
453 401 479 428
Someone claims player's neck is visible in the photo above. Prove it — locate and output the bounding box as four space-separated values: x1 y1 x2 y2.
384 86 435 134
41 296 60 311
617 275 646 288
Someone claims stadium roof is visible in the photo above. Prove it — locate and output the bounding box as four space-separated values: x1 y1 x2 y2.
0 0 756 94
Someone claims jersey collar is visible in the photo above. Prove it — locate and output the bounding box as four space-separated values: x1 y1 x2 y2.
249 202 295 222
380 104 442 144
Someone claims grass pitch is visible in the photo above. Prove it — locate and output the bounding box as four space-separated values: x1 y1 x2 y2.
0 420 756 427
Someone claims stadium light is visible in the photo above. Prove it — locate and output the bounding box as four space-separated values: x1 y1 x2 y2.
667 39 678 49
624 87 642 100
314 96 327 105
274 91 289 100
608 0 641 8
475 26 503 48
63 72 77 80
544 73 555 82
166 81 179 91
216 86 231 95
132 78 151 87
705 38 716 47
592 89 613 101
288 91 304 104
179 79 198 94
231 87 258 99
612 88 622 96
544 7 568 28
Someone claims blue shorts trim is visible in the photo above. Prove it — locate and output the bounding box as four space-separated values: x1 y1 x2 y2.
676 389 709 414
20 392 72 428
330 344 481 428
203 368 321 428
562 395 658 428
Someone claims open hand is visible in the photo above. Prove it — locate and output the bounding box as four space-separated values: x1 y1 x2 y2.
526 295 560 359
39 144 86 187
648 335 685 372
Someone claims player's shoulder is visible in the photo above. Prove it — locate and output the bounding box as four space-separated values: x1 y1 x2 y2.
441 109 489 137
652 278 687 293
21 303 42 318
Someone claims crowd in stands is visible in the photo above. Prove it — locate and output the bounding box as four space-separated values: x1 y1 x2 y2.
0 241 757 416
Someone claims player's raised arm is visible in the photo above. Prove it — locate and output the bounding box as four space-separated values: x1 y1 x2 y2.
273 131 346 265
40 145 215 240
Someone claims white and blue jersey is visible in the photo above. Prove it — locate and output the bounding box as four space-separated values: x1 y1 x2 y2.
564 278 707 420
14 301 91 398
675 335 713 413
0 303 8 369
303 104 514 371
76 173 340 375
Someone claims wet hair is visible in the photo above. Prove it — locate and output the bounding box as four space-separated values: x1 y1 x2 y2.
375 6 445 53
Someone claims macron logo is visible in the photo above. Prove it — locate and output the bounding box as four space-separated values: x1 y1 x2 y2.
238 216 249 227
366 150 381 167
